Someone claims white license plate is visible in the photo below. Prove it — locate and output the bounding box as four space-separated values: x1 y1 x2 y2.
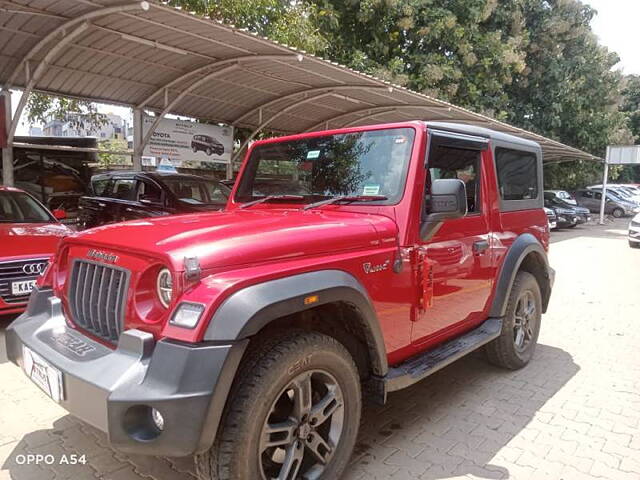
11 279 37 296
22 345 64 403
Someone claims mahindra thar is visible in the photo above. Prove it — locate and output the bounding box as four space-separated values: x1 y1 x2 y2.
6 121 554 480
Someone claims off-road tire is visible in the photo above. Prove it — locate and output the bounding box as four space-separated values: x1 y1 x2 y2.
195 331 361 480
612 208 624 218
485 271 542 370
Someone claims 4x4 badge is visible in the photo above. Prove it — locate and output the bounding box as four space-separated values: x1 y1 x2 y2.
363 260 390 274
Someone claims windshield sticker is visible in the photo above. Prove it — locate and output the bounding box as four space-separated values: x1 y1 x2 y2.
363 184 381 195
307 150 321 159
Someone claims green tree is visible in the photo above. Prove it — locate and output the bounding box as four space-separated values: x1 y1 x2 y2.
25 94 107 133
98 138 130 168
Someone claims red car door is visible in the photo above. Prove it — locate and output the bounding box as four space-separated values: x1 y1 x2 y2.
411 137 495 345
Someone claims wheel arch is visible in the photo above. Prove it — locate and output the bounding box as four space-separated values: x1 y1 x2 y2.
490 233 553 317
204 269 389 377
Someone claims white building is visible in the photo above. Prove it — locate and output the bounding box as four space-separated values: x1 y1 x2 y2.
43 112 128 140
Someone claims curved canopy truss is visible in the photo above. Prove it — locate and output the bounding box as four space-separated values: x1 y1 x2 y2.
0 0 599 185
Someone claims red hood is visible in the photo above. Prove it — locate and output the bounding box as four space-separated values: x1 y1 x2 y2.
65 209 398 271
0 222 72 259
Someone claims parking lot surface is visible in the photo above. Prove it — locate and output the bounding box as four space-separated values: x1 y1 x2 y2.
1 219 639 480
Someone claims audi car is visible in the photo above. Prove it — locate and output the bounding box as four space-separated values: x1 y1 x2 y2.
0 186 73 315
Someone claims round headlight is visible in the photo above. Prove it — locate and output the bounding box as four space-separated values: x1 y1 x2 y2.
156 268 173 308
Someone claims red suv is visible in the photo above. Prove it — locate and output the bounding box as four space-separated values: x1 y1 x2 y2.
0 187 72 316
6 122 553 480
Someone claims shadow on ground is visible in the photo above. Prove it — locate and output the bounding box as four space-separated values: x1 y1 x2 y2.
348 344 579 479
2 344 578 480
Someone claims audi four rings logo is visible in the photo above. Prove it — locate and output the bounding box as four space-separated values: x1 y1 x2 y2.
22 263 46 275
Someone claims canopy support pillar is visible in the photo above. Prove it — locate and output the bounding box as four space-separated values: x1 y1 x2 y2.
132 107 144 171
2 90 13 186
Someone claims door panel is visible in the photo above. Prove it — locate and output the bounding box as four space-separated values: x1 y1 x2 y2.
411 142 494 344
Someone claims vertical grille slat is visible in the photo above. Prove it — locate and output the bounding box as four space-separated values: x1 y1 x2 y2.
104 269 115 340
88 264 101 333
68 260 129 344
96 267 108 337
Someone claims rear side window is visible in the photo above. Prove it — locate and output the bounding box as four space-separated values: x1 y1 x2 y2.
495 147 541 210
111 178 135 200
92 178 111 196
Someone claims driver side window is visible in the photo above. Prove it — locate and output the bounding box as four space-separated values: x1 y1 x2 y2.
428 145 482 214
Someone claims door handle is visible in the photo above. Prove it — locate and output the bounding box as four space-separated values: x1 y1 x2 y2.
98 202 106 208
125 207 134 212
473 240 489 254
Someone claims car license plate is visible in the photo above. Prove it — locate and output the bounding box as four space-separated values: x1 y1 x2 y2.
22 345 64 403
11 279 37 296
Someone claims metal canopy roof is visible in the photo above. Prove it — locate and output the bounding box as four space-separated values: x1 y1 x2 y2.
0 0 599 163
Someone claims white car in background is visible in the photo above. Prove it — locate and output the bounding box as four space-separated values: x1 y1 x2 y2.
630 213 640 249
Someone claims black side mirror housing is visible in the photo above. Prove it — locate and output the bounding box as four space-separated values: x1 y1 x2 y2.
420 179 468 241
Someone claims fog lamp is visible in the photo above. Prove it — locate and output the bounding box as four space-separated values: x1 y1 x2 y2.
170 302 205 329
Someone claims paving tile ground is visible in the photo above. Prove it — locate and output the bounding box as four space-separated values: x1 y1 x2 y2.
1 219 639 479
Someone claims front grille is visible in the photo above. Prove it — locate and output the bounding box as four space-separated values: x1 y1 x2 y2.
0 258 48 304
68 260 129 343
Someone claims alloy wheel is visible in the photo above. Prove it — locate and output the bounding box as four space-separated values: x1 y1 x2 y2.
513 290 536 352
259 370 345 480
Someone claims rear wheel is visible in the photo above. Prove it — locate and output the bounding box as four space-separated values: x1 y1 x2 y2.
485 271 542 370
196 331 361 480
613 208 624 218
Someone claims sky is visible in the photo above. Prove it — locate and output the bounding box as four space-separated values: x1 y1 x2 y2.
585 0 640 75
13 0 640 135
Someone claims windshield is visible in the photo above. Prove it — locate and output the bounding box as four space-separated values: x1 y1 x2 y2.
163 178 228 205
557 191 573 199
0 191 53 223
235 127 416 205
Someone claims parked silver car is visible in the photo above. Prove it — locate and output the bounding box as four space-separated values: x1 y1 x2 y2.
573 189 639 218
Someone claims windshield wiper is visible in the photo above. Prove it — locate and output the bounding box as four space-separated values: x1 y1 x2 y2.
303 195 388 211
239 194 305 209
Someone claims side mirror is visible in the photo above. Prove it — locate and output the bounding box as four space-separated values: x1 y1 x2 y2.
421 179 467 241
52 209 67 220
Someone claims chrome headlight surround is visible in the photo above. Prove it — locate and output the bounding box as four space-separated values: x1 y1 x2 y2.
156 268 173 308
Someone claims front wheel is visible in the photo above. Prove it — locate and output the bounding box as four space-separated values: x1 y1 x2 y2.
485 271 542 370
196 331 361 480
612 208 624 218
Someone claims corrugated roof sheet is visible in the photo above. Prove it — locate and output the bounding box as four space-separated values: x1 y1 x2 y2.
0 0 599 162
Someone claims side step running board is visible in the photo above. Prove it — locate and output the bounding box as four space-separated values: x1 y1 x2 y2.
384 317 503 393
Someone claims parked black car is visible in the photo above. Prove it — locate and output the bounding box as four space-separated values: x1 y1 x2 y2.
543 191 591 225
191 134 224 156
78 172 230 229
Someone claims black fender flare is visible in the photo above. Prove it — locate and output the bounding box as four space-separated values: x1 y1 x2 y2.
204 269 388 376
489 233 553 318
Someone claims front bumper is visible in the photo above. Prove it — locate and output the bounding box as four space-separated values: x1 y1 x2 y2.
5 288 247 456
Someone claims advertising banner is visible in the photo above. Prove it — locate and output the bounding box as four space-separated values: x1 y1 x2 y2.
142 117 233 165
